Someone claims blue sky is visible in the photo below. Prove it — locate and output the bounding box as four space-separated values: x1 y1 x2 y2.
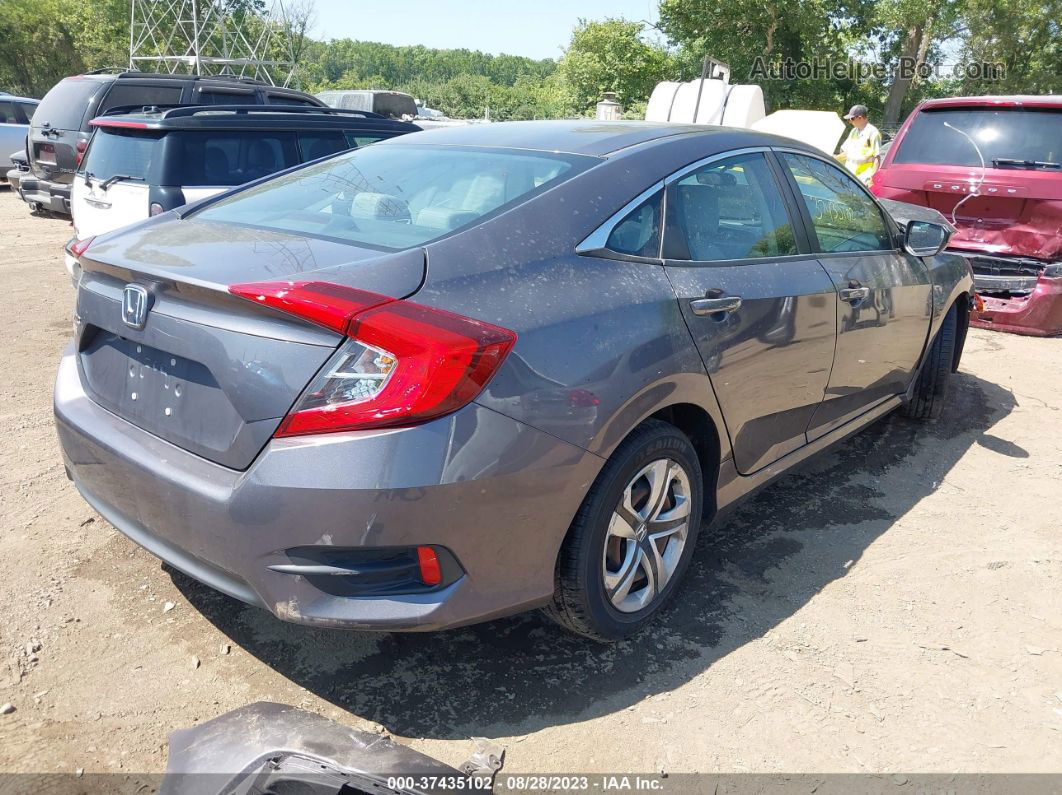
310 0 662 60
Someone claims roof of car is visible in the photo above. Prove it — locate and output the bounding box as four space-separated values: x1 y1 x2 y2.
0 93 38 103
379 119 812 157
75 71 271 87
89 105 419 133
919 95 1062 110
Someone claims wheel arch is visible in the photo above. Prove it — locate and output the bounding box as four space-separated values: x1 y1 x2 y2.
647 402 722 522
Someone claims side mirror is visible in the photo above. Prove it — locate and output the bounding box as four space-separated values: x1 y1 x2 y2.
904 220 949 257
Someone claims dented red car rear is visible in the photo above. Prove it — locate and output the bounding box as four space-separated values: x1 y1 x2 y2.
872 96 1062 336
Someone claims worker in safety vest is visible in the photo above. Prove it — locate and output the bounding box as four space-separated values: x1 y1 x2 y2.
836 104 881 185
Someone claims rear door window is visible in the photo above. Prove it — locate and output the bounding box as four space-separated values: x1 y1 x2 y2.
0 101 19 125
99 84 183 114
167 130 299 186
81 128 161 183
297 131 348 162
17 102 38 123
32 78 102 130
665 153 798 261
194 86 257 105
267 93 319 106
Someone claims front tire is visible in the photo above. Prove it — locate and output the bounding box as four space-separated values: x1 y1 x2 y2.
903 303 959 421
544 420 703 642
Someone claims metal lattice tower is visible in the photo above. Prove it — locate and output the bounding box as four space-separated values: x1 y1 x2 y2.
129 0 298 86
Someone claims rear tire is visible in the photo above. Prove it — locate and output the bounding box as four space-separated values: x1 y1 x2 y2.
903 303 958 421
544 419 703 642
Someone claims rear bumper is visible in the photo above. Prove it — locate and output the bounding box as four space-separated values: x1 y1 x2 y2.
54 348 601 630
20 176 71 214
5 168 23 192
971 275 1062 337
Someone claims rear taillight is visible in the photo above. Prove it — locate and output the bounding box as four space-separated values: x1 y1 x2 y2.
66 235 96 259
75 139 87 166
229 281 516 436
230 281 392 335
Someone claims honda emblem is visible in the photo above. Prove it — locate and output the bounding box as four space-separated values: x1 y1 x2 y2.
122 284 151 330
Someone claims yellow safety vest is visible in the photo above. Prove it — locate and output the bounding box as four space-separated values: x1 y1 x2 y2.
841 123 881 184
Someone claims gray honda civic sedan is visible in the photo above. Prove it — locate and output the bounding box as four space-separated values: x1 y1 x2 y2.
56 121 973 641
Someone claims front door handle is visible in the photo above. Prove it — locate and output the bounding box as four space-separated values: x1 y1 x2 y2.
690 295 743 316
839 286 870 303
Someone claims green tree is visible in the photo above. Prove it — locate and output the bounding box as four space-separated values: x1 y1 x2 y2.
0 0 127 96
873 0 963 124
956 0 1062 94
657 0 877 112
556 18 674 115
302 38 565 119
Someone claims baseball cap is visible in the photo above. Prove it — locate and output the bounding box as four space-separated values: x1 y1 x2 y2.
843 104 869 120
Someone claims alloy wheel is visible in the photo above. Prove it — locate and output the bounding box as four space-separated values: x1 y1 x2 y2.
602 458 692 613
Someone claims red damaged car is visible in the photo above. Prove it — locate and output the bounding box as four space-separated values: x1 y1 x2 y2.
871 96 1062 336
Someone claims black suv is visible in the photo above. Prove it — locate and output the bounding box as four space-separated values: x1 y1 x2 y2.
23 71 325 215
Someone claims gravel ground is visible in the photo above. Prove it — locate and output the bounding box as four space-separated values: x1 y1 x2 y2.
0 188 1060 776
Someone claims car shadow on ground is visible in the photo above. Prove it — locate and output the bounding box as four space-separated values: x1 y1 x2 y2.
172 371 1015 740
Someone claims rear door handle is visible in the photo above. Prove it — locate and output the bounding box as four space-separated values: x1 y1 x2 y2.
839 286 870 303
690 296 742 316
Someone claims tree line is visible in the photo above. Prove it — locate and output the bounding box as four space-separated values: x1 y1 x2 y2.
1 0 1058 125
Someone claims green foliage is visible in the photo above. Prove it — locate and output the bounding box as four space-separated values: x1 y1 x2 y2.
302 21 675 120
1 0 1058 125
658 0 877 112
555 18 675 115
659 0 1061 121
957 0 1062 94
301 39 555 90
302 39 565 119
0 0 127 97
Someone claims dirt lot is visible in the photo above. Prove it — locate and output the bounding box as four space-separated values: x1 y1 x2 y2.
0 187 1060 778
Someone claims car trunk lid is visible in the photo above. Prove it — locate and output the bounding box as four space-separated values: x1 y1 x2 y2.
74 216 426 469
877 164 1062 260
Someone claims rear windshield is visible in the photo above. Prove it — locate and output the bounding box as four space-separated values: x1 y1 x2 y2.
34 78 101 130
82 128 161 182
371 93 417 119
162 130 384 186
894 108 1062 168
321 92 368 112
196 144 593 249
165 130 300 186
